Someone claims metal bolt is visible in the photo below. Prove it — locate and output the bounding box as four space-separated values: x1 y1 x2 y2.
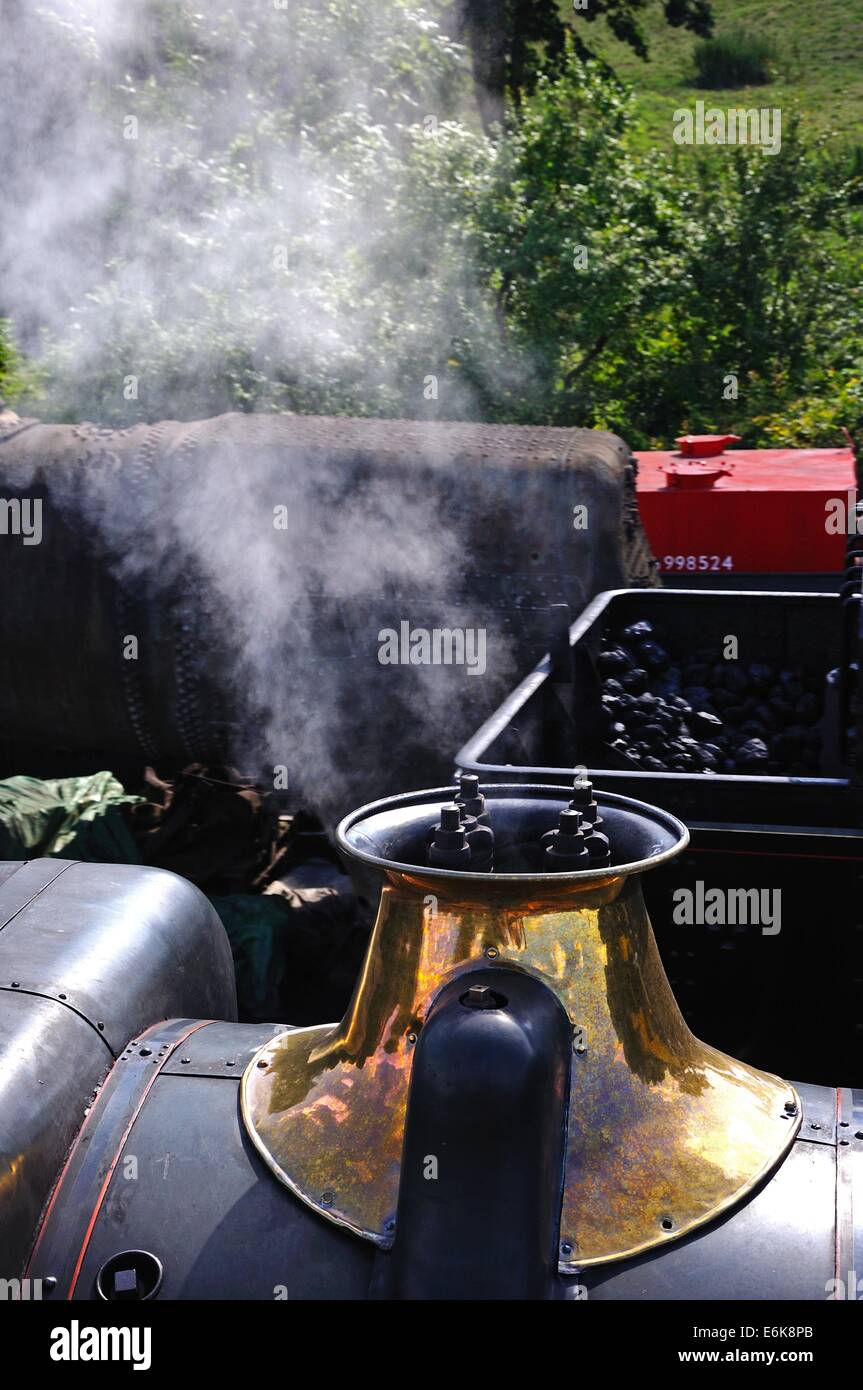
485 946 499 960
560 1242 573 1257
180 1057 190 1065
43 1276 57 1295
256 1059 268 1069
784 1100 797 1114
810 1121 821 1131
463 985 498 1010
139 1047 152 1057
407 1032 417 1044
10 982 19 988
112 1266 140 1300
321 1190 335 1207
225 1059 235 1066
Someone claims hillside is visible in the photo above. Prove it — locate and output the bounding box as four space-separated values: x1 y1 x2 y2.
575 0 863 152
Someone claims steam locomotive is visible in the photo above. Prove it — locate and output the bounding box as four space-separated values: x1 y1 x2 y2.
1 413 860 1301
2 779 860 1301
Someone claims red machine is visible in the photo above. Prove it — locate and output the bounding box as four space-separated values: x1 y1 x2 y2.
635 434 856 586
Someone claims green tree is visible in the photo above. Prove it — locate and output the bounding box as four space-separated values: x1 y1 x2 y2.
451 0 714 129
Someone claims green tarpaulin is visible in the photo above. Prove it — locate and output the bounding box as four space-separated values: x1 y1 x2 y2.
0 772 143 863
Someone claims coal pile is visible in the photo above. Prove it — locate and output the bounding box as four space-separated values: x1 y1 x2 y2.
597 620 824 777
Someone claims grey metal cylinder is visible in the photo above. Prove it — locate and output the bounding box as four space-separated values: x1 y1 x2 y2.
0 412 653 817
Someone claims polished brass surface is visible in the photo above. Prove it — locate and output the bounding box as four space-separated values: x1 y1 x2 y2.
243 852 799 1270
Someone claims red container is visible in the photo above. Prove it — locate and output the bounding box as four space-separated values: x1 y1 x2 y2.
635 436 856 579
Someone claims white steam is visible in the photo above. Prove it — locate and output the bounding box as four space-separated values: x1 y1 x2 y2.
0 2 526 817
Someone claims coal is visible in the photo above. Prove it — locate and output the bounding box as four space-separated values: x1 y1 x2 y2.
638 641 669 671
598 649 631 676
683 686 713 708
596 624 824 778
797 693 819 724
703 690 729 712
690 710 723 734
747 663 773 689
739 721 768 740
736 738 769 767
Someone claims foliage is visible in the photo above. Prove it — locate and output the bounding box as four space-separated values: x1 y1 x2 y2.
7 4 863 451
452 0 715 127
386 72 863 445
0 319 36 407
693 26 776 88
574 0 714 62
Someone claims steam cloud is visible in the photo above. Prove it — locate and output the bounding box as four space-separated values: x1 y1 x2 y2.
0 2 521 817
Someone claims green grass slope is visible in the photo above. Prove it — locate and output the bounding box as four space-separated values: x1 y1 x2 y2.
574 0 863 152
